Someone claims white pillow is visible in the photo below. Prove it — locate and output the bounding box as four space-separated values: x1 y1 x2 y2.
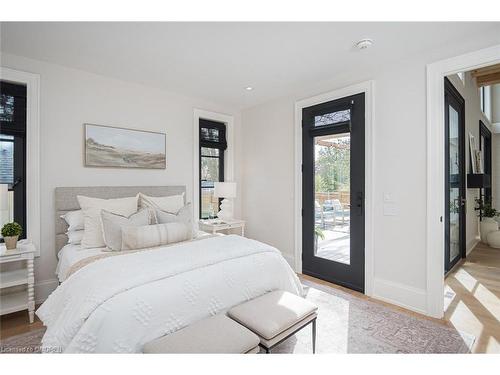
154 203 193 239
60 210 84 231
101 208 150 251
77 195 139 249
66 230 84 245
121 222 191 251
139 192 184 214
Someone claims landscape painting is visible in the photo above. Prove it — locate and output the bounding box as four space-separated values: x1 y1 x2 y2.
84 124 166 169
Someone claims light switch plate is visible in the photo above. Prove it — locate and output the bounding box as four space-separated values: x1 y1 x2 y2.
383 203 399 216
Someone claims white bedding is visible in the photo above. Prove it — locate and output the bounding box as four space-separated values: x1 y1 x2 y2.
56 244 105 283
55 231 215 283
40 235 302 353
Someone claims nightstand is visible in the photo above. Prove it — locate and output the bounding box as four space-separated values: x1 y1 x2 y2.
0 242 36 323
199 219 246 237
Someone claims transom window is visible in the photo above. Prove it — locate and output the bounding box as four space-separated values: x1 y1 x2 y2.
314 109 350 127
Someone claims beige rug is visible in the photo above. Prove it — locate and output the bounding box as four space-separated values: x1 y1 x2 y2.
0 280 474 354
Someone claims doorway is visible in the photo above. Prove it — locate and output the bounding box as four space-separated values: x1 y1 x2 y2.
444 77 466 274
301 93 365 292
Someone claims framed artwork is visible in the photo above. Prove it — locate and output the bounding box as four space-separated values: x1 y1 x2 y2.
84 123 166 169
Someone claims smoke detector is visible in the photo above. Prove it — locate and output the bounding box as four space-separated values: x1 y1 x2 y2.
355 38 374 50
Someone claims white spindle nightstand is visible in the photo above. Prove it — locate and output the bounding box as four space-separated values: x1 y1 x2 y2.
0 243 36 323
198 219 246 237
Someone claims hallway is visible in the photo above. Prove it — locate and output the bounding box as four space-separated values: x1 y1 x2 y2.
444 242 500 353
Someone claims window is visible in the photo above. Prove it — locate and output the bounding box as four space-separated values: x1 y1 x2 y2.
199 119 226 219
314 109 350 127
479 86 492 121
0 81 27 241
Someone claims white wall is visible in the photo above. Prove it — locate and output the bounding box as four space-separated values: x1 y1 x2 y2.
0 53 242 301
447 72 493 253
241 35 500 314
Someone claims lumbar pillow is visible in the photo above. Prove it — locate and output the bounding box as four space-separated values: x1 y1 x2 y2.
154 203 193 239
101 208 151 251
139 192 185 214
60 210 84 231
77 195 139 249
66 230 84 245
121 222 191 250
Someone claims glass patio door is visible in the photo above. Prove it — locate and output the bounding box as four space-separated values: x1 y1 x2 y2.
444 78 465 273
302 93 365 292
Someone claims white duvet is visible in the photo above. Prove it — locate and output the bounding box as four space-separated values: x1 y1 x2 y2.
37 235 302 353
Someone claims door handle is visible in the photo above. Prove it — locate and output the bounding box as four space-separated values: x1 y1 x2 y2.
355 191 363 216
12 177 22 188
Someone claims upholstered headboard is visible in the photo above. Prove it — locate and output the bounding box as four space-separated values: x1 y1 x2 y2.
54 186 186 254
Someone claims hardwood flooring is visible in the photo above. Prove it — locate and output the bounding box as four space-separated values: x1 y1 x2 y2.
1 245 499 353
444 242 500 353
0 306 43 341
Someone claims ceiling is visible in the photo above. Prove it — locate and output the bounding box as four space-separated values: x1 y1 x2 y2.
1 22 500 109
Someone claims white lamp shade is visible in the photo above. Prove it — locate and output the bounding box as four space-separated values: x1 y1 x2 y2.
0 184 8 210
214 182 237 198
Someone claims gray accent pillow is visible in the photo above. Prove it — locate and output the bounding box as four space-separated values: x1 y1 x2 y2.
155 203 193 239
101 208 151 251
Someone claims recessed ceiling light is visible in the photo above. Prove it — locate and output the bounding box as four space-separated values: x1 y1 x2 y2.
355 38 374 50
244 86 254 91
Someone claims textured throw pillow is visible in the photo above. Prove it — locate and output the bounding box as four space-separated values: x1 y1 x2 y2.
60 210 84 231
78 195 139 249
121 222 191 251
155 203 193 239
101 208 151 251
139 192 185 214
66 230 84 245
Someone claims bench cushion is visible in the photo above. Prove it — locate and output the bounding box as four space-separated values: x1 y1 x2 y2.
143 314 260 353
228 290 318 341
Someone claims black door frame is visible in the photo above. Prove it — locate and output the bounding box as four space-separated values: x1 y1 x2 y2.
301 93 365 293
444 77 466 274
479 120 492 213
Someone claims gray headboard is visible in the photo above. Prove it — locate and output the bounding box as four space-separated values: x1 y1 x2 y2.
55 186 186 254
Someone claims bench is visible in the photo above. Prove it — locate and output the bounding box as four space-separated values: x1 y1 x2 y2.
143 314 260 354
228 290 318 353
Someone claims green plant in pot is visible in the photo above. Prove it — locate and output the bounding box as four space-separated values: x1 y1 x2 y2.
1 222 23 250
475 198 499 244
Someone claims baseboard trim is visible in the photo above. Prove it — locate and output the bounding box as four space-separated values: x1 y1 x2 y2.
35 278 58 304
466 239 480 255
372 277 427 315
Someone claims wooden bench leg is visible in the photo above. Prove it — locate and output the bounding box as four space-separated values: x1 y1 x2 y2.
312 318 316 354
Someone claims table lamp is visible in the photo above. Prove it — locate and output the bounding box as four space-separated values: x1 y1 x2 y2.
213 182 236 221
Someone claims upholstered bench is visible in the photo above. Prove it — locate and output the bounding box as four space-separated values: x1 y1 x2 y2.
143 314 260 354
228 290 318 353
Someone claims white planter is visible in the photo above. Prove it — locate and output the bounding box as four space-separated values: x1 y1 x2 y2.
480 218 499 244
486 230 500 249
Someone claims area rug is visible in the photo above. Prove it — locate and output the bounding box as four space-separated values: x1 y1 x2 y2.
0 281 474 354
271 280 474 353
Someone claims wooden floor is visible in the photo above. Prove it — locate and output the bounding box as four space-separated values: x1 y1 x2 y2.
2 246 499 353
0 306 43 341
444 242 500 353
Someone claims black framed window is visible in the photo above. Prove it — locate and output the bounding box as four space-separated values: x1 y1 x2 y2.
199 119 226 219
479 120 492 208
0 81 27 241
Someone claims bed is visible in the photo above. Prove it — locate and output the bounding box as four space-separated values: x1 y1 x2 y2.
38 186 302 353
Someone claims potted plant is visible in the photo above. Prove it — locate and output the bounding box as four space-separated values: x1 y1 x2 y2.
314 226 325 254
475 198 499 244
1 222 23 250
